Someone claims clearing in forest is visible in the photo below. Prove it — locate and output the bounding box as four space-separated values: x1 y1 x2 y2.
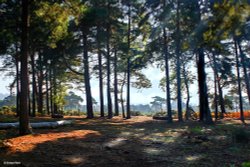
0 116 250 167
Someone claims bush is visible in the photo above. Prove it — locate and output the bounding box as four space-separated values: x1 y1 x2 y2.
130 111 143 116
0 106 16 115
153 111 167 117
64 110 84 116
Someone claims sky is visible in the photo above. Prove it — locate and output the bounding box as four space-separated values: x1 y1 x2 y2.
0 61 199 105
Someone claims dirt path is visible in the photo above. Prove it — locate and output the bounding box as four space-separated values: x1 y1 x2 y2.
0 116 250 167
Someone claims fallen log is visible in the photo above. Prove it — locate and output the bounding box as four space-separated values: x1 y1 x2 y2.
0 120 73 129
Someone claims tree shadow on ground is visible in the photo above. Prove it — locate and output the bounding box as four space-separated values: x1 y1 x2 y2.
0 117 250 167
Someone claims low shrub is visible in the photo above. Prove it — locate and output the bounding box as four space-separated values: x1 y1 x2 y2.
130 111 143 116
64 110 84 116
0 106 16 115
153 111 167 117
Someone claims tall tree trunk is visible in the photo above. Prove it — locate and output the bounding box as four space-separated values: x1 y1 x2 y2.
217 79 226 118
114 49 119 116
19 0 32 135
120 74 126 118
37 53 44 115
126 3 131 119
163 30 172 122
176 0 182 122
213 68 218 120
83 31 94 118
49 65 54 115
234 39 245 123
238 41 250 104
53 68 58 114
197 48 213 124
182 64 190 120
162 0 172 123
31 53 37 117
45 66 50 115
15 56 20 117
106 4 113 119
28 82 31 116
97 24 104 117
210 52 219 120
15 13 20 117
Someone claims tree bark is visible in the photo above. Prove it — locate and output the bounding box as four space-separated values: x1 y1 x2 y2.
210 52 219 120
31 53 37 117
45 64 50 115
83 30 94 119
234 39 245 123
238 41 250 105
37 52 44 115
49 65 54 115
121 72 126 118
197 48 213 124
15 56 20 117
213 67 218 120
19 0 32 135
0 120 73 129
217 75 226 118
126 3 131 119
182 64 190 121
114 49 119 116
106 4 113 119
97 24 104 117
53 68 58 114
176 0 183 122
162 0 172 123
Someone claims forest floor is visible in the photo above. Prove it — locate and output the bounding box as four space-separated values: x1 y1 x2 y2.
0 116 250 167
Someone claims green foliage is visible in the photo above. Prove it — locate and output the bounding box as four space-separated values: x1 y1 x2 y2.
205 0 250 43
64 91 83 110
131 71 152 89
53 85 67 110
0 106 16 115
64 110 84 116
153 111 167 117
242 162 250 167
35 1 86 48
130 111 143 116
189 126 203 135
224 95 234 110
150 96 166 112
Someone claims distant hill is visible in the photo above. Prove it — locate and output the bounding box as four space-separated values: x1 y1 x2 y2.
0 93 8 100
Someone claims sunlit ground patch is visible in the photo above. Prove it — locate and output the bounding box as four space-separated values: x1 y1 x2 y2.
119 131 132 137
5 130 101 154
63 155 86 165
185 155 202 161
144 147 162 155
103 137 128 148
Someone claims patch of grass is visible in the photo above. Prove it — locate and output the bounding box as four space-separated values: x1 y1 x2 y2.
189 126 203 135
